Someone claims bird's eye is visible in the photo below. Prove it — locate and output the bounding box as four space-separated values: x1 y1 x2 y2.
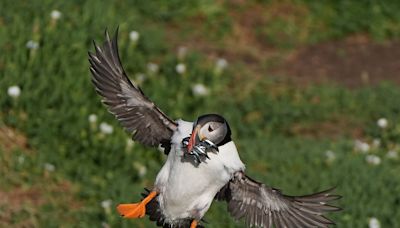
208 125 214 132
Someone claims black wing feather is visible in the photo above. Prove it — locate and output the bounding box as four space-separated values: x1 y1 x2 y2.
217 172 341 228
89 29 177 148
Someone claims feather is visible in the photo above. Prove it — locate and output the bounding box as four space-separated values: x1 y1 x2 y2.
217 171 341 227
88 29 177 150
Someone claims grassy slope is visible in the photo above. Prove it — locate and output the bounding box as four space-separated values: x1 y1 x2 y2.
1 0 400 227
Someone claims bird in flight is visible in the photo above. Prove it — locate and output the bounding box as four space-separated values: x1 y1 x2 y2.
88 29 341 228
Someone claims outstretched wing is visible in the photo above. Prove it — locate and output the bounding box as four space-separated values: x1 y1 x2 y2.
88 29 177 147
216 172 341 228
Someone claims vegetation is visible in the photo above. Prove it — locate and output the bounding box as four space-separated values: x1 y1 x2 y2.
1 0 400 227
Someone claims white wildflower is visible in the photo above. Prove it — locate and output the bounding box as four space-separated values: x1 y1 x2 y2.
372 138 381 148
377 118 388 129
192 83 209 97
176 63 186 75
368 217 380 228
147 62 159 74
325 150 336 162
88 114 98 123
17 155 25 165
101 199 112 209
26 40 39 50
50 10 62 20
387 150 398 159
177 46 187 59
366 155 381 166
214 58 228 75
99 122 113 134
101 222 110 228
354 140 370 153
126 138 134 150
135 73 146 84
7 85 21 98
216 58 228 70
129 30 140 42
133 162 147 178
44 163 56 172
138 166 147 177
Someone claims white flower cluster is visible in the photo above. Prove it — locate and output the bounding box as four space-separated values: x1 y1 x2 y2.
386 150 398 159
50 10 62 20
101 222 110 228
99 122 113 134
18 155 25 165
216 58 228 70
147 62 159 74
376 118 388 129
192 83 209 97
176 63 186 75
88 114 98 123
372 138 380 148
8 85 21 98
126 138 134 153
101 199 113 215
87 114 115 135
325 150 336 162
101 199 112 209
352 117 400 165
129 30 140 43
176 47 188 75
365 155 381 166
26 40 39 50
177 46 187 60
354 140 370 153
133 161 147 178
214 58 228 75
368 217 380 228
44 163 56 172
135 73 146 84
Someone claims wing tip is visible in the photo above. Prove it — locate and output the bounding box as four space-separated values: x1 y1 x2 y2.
103 26 119 45
91 26 119 56
115 25 120 39
87 27 177 149
104 27 111 42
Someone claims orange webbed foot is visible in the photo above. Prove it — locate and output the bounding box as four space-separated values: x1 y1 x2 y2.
117 203 146 218
190 220 198 228
116 191 157 219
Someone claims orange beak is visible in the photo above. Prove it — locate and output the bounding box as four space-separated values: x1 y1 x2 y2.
187 125 201 152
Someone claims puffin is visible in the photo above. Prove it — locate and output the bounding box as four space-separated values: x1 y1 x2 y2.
88 29 341 228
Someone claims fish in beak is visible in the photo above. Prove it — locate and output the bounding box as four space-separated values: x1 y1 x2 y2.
182 124 218 164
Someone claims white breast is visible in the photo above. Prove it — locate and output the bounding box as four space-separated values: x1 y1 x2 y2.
154 120 245 222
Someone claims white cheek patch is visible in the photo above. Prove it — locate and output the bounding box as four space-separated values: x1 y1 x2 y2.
199 124 210 140
199 123 228 144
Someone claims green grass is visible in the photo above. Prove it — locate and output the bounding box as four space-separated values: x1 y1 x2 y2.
1 0 400 227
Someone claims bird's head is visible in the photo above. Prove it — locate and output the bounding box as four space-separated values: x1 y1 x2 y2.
186 114 231 153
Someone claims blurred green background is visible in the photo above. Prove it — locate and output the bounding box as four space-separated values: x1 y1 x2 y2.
1 0 400 227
